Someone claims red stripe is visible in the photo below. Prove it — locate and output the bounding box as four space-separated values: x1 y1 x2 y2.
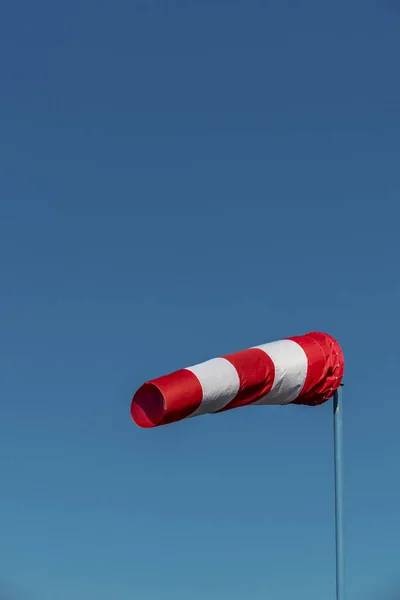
289 332 344 405
131 369 203 428
218 348 275 412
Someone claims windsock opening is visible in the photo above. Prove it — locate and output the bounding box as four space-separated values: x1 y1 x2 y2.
131 383 165 428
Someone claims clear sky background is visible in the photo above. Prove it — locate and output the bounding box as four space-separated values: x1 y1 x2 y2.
1 1 399 599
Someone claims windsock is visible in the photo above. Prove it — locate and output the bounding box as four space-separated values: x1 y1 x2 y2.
131 332 344 428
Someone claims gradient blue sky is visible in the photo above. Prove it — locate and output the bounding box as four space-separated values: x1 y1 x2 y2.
1 1 399 599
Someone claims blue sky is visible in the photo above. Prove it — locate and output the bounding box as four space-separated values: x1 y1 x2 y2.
1 1 399 598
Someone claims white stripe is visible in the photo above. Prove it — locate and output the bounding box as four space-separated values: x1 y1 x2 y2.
253 339 307 405
186 357 240 417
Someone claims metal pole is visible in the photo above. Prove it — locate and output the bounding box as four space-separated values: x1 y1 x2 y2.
333 386 345 600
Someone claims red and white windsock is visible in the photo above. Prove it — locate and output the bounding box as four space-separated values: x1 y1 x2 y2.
131 332 344 428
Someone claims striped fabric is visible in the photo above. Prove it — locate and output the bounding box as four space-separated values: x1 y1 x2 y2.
131 332 344 428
